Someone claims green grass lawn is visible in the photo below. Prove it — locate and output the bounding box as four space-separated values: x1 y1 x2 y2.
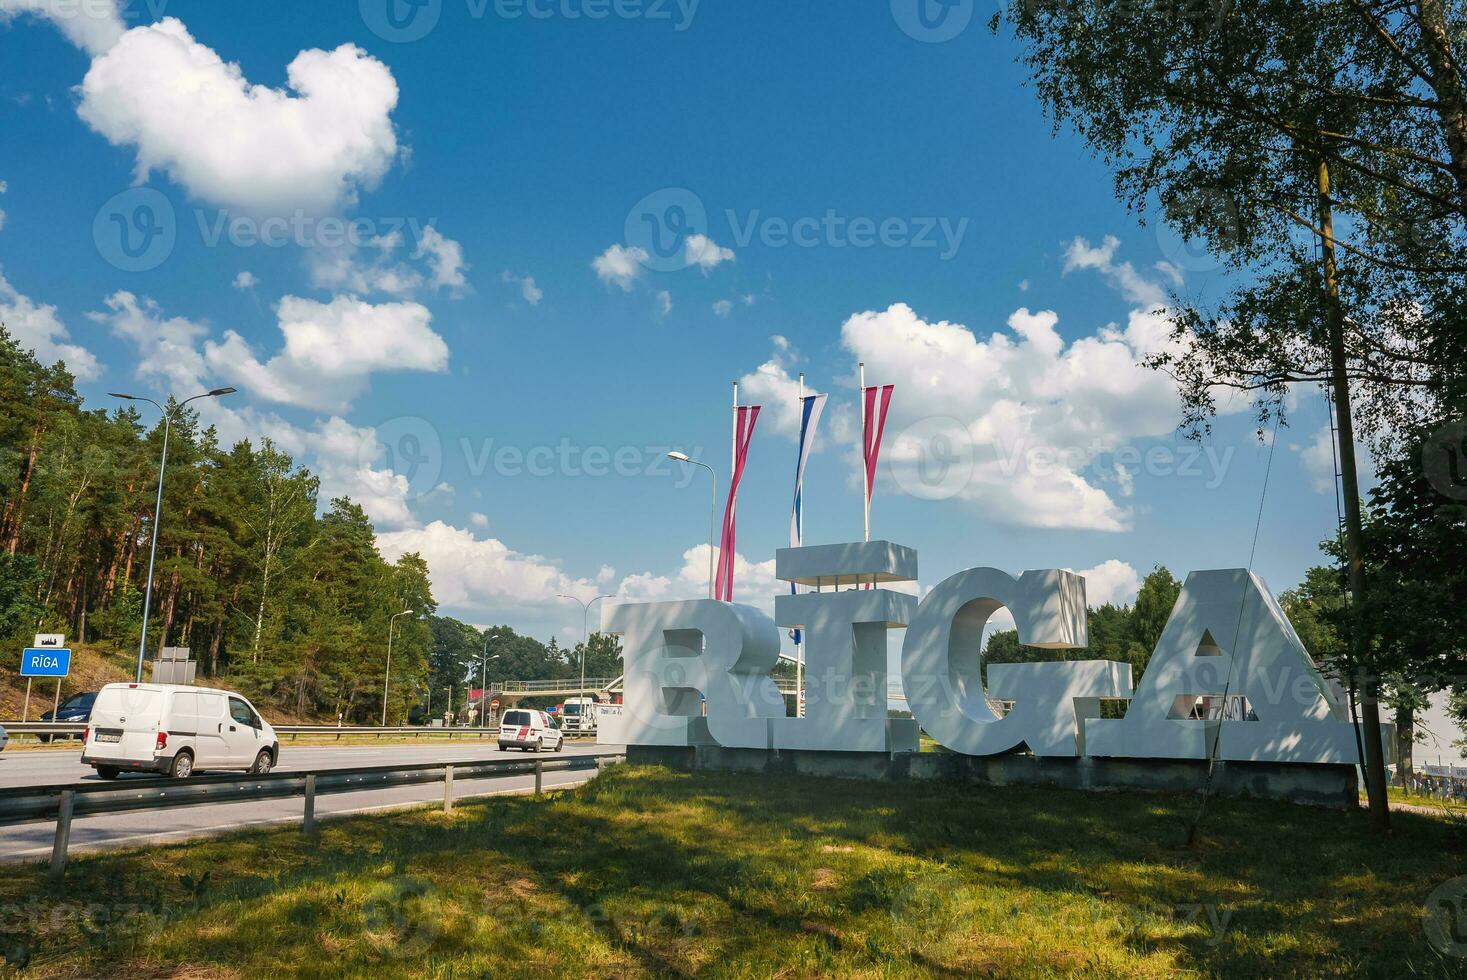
1385 786 1467 814
2 765 1465 978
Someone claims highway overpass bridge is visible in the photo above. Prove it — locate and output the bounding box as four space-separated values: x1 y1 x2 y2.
486 675 803 705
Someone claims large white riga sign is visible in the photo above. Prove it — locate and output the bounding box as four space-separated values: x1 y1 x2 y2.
600 541 1385 765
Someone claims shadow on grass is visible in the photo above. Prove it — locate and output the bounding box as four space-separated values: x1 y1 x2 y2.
1 765 1465 978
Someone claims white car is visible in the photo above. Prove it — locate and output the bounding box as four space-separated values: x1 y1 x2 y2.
497 708 564 753
0 723 7 752
82 683 278 780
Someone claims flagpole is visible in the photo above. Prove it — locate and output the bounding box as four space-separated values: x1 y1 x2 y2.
860 361 870 543
796 371 805 718
728 381 739 602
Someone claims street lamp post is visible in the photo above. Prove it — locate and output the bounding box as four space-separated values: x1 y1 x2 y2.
109 387 236 683
479 634 500 726
667 452 718 599
381 609 413 726
557 593 616 706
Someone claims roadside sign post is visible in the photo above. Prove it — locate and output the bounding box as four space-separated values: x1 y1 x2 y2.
22 635 70 724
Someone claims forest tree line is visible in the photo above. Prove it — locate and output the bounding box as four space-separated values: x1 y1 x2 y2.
0 326 627 723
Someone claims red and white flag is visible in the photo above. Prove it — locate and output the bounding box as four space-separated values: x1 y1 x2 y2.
715 404 760 602
862 383 894 517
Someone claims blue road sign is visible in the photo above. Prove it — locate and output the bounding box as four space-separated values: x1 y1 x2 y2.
21 647 71 678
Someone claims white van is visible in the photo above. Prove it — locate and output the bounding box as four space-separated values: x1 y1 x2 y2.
82 683 278 780
497 708 564 753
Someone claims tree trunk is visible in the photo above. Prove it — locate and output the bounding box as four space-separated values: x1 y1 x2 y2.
3 439 39 554
1394 702 1415 785
1419 0 1467 218
157 567 181 656
120 512 141 590
1319 157 1391 831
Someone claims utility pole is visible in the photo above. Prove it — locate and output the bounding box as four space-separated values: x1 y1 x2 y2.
1318 157 1390 831
381 609 412 727
109 387 236 682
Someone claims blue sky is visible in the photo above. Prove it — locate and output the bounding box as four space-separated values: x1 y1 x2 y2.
0 0 1352 647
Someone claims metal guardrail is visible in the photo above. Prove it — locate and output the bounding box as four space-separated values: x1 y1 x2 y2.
0 723 614 744
1 723 502 737
3 751 625 881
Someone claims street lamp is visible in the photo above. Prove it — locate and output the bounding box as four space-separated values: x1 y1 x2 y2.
381 609 413 726
479 633 500 727
667 451 718 599
557 593 616 705
109 387 236 682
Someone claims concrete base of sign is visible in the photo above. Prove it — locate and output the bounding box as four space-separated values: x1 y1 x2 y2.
626 744 1359 809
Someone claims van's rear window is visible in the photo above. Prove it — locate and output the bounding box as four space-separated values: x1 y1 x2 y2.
501 710 532 727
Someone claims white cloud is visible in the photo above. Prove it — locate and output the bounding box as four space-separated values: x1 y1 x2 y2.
501 270 542 306
266 414 421 528
415 226 468 292
0 272 100 379
0 0 124 55
232 271 257 290
1075 559 1141 608
1063 235 1168 311
615 544 780 614
469 512 489 529
656 290 672 317
377 520 598 609
737 336 811 440
96 292 430 530
839 241 1199 532
93 290 207 391
309 238 424 297
77 18 399 215
712 299 733 317
203 294 448 413
592 244 647 291
1302 422 1343 492
685 233 734 272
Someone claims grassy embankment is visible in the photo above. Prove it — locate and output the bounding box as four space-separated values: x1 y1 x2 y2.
2 765 1465 978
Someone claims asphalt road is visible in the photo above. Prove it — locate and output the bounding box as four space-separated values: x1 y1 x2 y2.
0 740 622 861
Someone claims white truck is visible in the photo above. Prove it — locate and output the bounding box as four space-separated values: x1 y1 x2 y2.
561 696 598 734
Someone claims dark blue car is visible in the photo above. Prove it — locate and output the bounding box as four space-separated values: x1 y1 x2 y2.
39 691 96 742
